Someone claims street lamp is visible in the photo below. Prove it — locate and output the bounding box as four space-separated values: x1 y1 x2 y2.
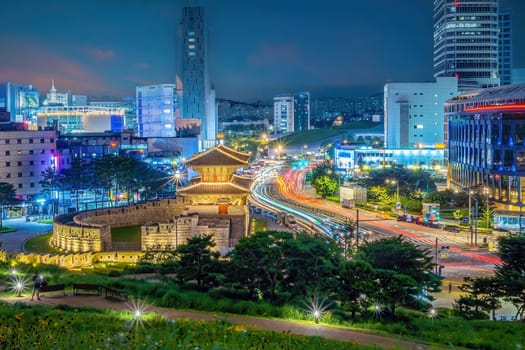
456 186 479 245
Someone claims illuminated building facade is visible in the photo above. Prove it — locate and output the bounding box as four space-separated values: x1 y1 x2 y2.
37 106 124 133
445 84 525 205
0 82 39 122
274 95 293 133
136 84 179 138
177 144 252 253
293 91 310 132
433 0 500 90
179 6 217 148
273 92 310 133
498 7 512 86
43 80 69 106
384 77 458 148
0 129 56 200
334 144 445 174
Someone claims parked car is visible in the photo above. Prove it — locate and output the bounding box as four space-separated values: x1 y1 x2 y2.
443 225 461 233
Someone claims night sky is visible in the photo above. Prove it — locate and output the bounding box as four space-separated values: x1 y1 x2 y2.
1 0 524 102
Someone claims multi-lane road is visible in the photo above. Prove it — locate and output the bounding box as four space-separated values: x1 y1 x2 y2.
250 163 500 282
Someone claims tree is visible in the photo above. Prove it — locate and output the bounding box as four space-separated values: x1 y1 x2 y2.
374 269 417 315
0 182 18 230
339 260 377 317
174 235 221 289
357 236 441 314
227 231 293 301
282 233 342 298
314 175 338 198
455 276 500 320
138 244 178 281
494 235 525 320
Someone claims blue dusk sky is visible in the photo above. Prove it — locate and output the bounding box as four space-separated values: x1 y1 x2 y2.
1 0 523 101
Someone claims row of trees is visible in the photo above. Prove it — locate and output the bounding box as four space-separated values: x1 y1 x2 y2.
139 231 441 317
455 235 525 320
40 155 170 212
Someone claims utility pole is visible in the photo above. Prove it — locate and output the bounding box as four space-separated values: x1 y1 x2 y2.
435 237 439 274
356 208 360 248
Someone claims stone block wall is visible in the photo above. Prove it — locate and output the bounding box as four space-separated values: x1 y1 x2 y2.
51 198 188 253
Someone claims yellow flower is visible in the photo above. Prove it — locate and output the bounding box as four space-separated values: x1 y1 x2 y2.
15 312 24 320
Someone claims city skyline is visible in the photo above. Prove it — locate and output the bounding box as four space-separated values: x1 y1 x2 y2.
1 0 524 102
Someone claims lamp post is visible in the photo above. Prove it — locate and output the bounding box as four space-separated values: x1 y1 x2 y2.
457 186 479 245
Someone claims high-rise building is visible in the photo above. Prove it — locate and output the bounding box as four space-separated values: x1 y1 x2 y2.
498 7 513 86
433 0 500 90
273 92 311 134
293 91 310 132
136 84 179 138
0 82 39 122
90 98 137 132
384 77 458 148
273 95 293 134
179 6 217 148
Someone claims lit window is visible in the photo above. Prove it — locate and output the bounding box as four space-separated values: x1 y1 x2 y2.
188 38 195 42
188 45 195 49
163 108 171 114
165 124 172 129
188 51 195 56
416 125 424 129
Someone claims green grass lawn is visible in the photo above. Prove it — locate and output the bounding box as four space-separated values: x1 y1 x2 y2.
251 218 268 233
277 122 378 146
0 303 369 350
24 233 63 254
0 226 16 233
111 226 142 242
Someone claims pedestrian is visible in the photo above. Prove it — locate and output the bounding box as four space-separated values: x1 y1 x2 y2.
31 273 43 301
448 282 452 294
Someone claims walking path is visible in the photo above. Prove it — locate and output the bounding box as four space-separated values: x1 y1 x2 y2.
0 293 442 350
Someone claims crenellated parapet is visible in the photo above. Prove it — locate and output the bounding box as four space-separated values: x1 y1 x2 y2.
51 198 189 253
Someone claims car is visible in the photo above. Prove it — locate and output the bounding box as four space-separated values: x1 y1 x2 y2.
397 215 407 222
443 225 461 233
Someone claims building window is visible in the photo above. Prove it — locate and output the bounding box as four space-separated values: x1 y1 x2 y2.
41 160 45 165
17 161 22 166
41 149 45 154
30 171 34 177
40 138 44 143
29 139 33 144
17 150 22 155
17 173 22 177
30 183 35 188
6 174 10 178
5 151 9 156
17 139 21 144
50 138 54 143
5 139 9 144
18 184 22 189
29 150 33 155
29 161 34 165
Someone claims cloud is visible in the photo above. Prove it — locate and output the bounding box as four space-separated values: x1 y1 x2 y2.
0 37 120 95
134 62 151 69
247 43 303 67
87 47 115 60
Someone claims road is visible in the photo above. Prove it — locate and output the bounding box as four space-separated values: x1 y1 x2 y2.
0 217 53 253
250 165 520 318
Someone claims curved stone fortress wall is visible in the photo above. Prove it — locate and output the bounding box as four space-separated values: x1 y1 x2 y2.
51 198 188 253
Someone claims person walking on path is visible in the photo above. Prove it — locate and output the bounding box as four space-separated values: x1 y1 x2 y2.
31 273 43 300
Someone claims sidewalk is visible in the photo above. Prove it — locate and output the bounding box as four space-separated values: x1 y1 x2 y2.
0 294 440 350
